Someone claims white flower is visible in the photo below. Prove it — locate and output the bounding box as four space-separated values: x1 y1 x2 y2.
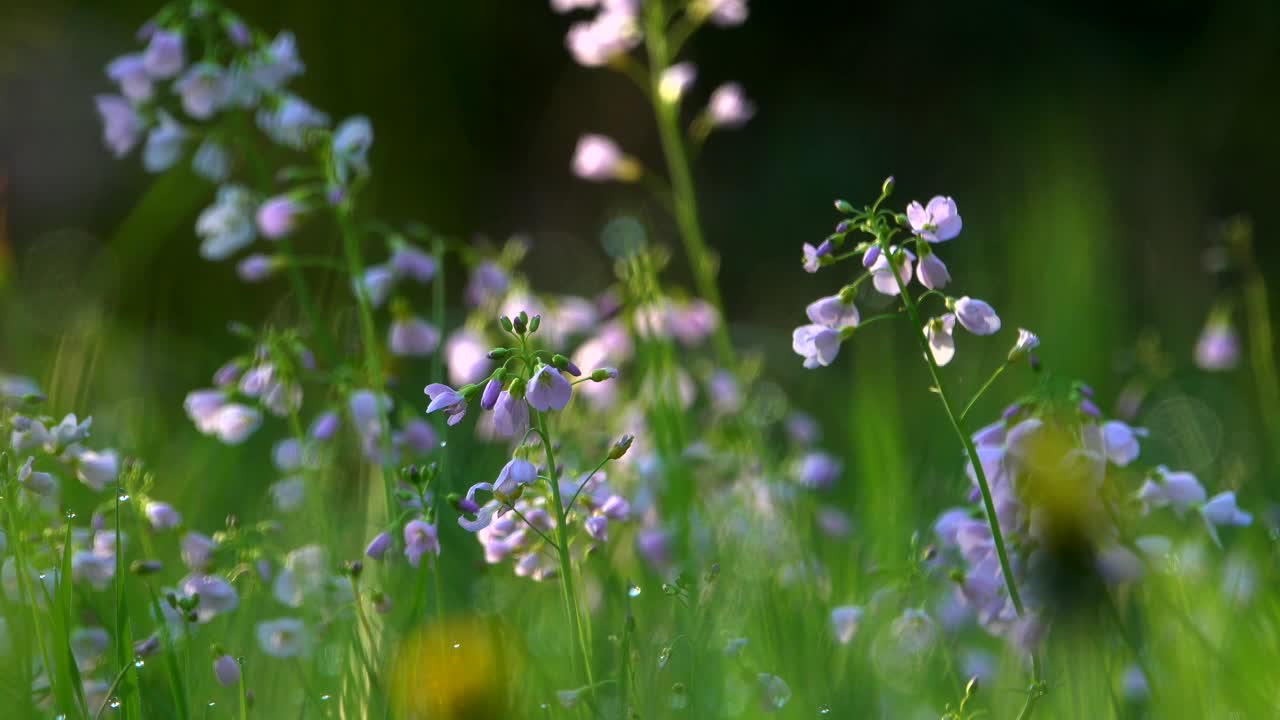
924 314 957 366
74 449 119 491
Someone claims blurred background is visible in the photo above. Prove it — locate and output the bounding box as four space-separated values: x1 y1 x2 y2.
1 0 1278 565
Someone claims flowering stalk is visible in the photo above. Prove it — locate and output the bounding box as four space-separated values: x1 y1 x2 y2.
877 230 1045 714
534 409 595 692
643 1 734 366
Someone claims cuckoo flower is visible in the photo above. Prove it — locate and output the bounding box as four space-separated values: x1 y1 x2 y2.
906 196 963 243
707 82 755 128
572 134 639 182
527 366 572 412
953 296 1001 335
425 384 468 426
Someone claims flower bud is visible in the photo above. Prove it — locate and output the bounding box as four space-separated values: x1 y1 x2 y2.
590 367 618 382
513 315 527 335
487 347 511 360
365 531 392 559
499 315 514 333
131 559 164 576
608 434 634 460
881 175 895 197
833 199 854 213
529 314 541 333
213 654 241 688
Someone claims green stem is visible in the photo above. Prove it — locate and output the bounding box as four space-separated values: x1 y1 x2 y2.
1229 219 1280 469
644 0 734 367
534 411 595 692
338 205 397 520
884 241 1044 714
959 362 1008 423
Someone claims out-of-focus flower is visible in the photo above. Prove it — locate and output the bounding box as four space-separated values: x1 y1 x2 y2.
796 451 841 490
74 449 119 491
179 574 239 622
256 618 307 657
251 33 305 91
659 62 697 104
237 254 278 282
707 82 755 128
106 54 153 101
333 115 373 184
445 330 492 385
192 138 230 182
174 63 229 119
95 94 142 157
572 134 640 182
906 196 962 243
692 0 749 26
1202 491 1252 544
403 520 440 568
213 655 241 688
565 7 640 67
145 502 181 531
257 95 329 149
197 186 256 260
256 195 302 239
1195 316 1240 371
830 605 864 645
391 245 437 284
389 317 441 357
142 30 184 78
143 112 187 172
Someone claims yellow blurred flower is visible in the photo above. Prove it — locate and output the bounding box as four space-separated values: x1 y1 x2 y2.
390 617 513 720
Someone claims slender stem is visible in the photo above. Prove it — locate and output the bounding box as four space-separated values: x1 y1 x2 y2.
338 205 397 519
959 362 1008 423
93 662 136 720
534 411 594 691
644 1 734 367
565 458 609 511
884 239 1044 713
506 505 560 551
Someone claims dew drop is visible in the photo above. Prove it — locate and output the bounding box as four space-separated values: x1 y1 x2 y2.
439 441 448 448
451 642 461 649
627 583 641 597
819 705 832 715
65 511 77 520
320 694 331 702
133 657 145 668
657 646 671 669
207 702 216 708
108 698 120 709
117 493 130 503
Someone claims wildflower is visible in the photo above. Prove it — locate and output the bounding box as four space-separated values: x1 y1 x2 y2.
357 264 396 308
365 532 392 559
830 605 864 645
71 627 110 671
192 138 230 182
396 419 439 456
792 325 841 368
785 412 820 445
707 82 755 128
17 457 57 497
143 112 187 172
391 245 437 283
1096 544 1144 585
256 195 301 239
210 404 262 444
403 520 440 568
1101 421 1142 466
572 134 640 182
906 196 963 243
95 95 141 157
145 502 181 531
179 574 240 622
924 314 957 366
527 366 573 411
213 654 240 688
585 515 608 543
106 54 153 101
915 252 950 290
659 62 697 103
862 245 881 268
1195 317 1239 371
49 413 92 448
692 0 749 26
256 618 307 658
250 33 305 91
1008 328 1039 362
389 316 441 357
174 62 229 119
72 552 115 590
868 245 915 296
565 8 641 67
142 29 184 78
424 384 468 426
309 411 340 442
270 477 306 512
332 116 373 184
801 242 828 273
257 95 329 149
197 186 257 260
465 261 509 306
1202 491 1252 540
796 451 841 490
74 449 119 491
492 388 530 436
953 296 1001 335
181 532 216 571
480 377 502 411
757 673 792 711
805 295 859 329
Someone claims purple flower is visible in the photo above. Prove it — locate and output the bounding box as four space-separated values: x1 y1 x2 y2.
332 115 373 184
309 411 340 441
480 377 502 410
565 8 641 67
75 449 119 491
707 82 755 128
527 366 573 411
424 383 468 426
391 245 437 284
1195 319 1239 371
389 316 441 356
174 63 229 120
403 519 440 568
192 139 230 182
142 29 184 79
696 0 748 26
143 112 187 172
791 325 840 369
250 33 305 91
1101 421 1142 466
94 95 141 156
924 314 957 366
17 457 57 496
862 245 881 268
213 655 240 688
796 451 841 490
445 330 493 385
355 264 395 308
257 95 330 149
572 134 638 181
916 252 950 290
181 532 216 571
801 242 825 273
145 501 181 531
953 297 1001 335
256 195 301 239
659 62 697 103
906 196 963 243
868 245 915 296
197 186 256 260
179 574 239 622
636 528 672 572
492 389 530 437
396 419 438 455
106 54 153 101
1008 328 1039 362
785 412 820 445
805 295 859 329
493 458 537 497
365 531 392 559
236 254 277 282
830 605 863 645
585 515 609 543
1202 491 1252 532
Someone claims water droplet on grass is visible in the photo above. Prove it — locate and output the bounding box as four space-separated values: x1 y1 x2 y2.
627 583 641 597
